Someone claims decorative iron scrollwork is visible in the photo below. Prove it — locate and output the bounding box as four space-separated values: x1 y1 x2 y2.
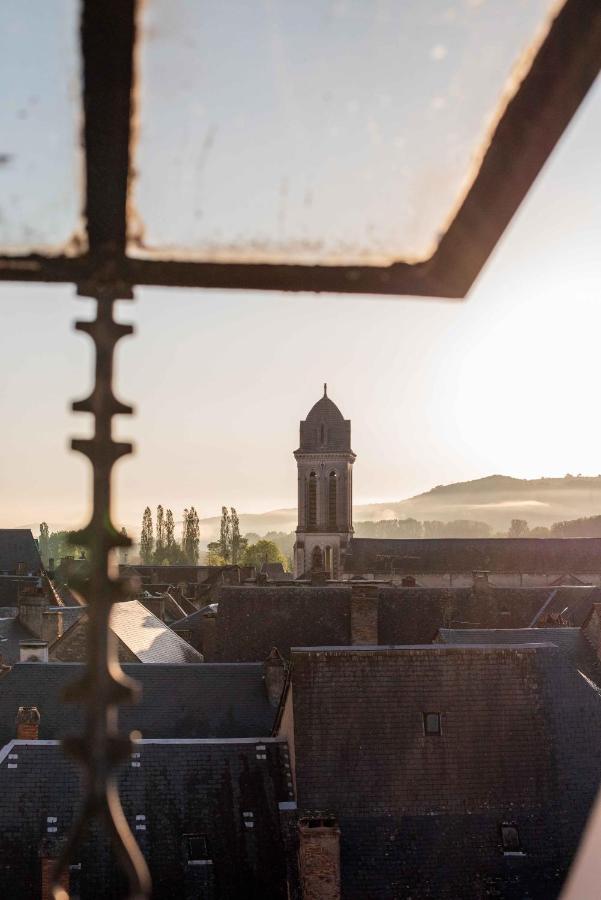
52 289 151 899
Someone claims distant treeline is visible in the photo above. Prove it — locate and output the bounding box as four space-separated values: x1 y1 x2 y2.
353 516 601 539
550 515 601 538
354 518 493 539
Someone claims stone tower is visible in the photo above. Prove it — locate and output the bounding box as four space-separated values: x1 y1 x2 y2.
294 386 355 578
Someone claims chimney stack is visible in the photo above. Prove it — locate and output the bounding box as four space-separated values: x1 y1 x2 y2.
298 815 341 900
40 838 69 900
472 570 490 593
264 647 286 708
350 584 379 644
19 640 49 663
16 706 40 740
18 589 50 639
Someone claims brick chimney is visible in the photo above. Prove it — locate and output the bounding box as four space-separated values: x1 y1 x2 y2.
18 589 49 638
40 838 69 900
16 706 40 740
472 570 491 593
350 584 379 644
264 647 286 708
298 815 341 900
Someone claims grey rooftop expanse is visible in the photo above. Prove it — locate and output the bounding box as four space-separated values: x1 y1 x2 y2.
0 662 276 747
437 627 601 686
345 536 601 575
213 583 584 661
0 530 41 574
0 739 293 899
285 643 601 899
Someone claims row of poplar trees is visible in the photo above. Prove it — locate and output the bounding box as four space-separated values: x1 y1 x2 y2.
207 507 246 564
139 505 200 565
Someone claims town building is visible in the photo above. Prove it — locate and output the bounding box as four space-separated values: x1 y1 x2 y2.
293 386 355 578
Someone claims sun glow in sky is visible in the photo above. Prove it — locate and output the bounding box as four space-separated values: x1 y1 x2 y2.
0 5 600 532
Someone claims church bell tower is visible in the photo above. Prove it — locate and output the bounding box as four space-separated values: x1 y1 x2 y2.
293 385 355 578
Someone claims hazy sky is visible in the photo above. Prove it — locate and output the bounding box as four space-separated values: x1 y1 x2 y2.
0 5 600 533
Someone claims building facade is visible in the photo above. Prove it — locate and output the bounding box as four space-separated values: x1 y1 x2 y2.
294 387 355 577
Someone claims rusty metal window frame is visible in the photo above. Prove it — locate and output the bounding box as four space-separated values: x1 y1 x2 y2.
0 1 599 898
0 0 599 299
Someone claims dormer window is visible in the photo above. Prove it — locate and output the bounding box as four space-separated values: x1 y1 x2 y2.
423 712 441 735
186 833 211 865
501 824 523 855
320 423 326 444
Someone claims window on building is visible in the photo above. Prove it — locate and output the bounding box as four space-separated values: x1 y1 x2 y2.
328 471 337 529
311 545 323 572
307 472 317 528
423 712 441 735
501 824 522 854
186 833 210 863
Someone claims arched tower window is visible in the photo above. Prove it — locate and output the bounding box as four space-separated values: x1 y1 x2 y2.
328 471 337 530
307 472 317 529
311 546 323 571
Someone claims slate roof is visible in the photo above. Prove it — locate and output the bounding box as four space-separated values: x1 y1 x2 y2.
50 606 83 631
214 584 555 661
0 662 276 747
0 575 39 606
437 627 601 686
0 617 32 665
0 530 41 574
0 738 293 899
284 644 601 899
346 537 601 575
215 586 351 661
52 599 203 664
530 586 601 626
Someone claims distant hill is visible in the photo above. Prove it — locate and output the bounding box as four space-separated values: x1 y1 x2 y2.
24 475 601 543
198 474 601 539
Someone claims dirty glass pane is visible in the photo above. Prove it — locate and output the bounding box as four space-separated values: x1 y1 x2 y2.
132 0 559 266
0 0 82 255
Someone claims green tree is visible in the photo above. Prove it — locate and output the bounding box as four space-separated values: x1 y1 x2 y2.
230 508 247 564
181 508 189 561
183 507 200 564
206 543 227 566
508 518 529 538
154 505 165 563
165 508 178 563
39 522 49 567
119 526 129 565
47 530 86 565
140 506 154 564
219 506 232 563
242 539 286 570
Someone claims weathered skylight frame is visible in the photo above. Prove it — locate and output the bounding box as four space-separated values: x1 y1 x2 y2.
0 0 599 299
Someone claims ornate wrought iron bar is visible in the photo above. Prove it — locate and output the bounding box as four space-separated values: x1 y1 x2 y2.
51 289 150 900
49 0 151 896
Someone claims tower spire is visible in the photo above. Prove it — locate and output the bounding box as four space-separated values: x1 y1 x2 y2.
323 382 327 397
